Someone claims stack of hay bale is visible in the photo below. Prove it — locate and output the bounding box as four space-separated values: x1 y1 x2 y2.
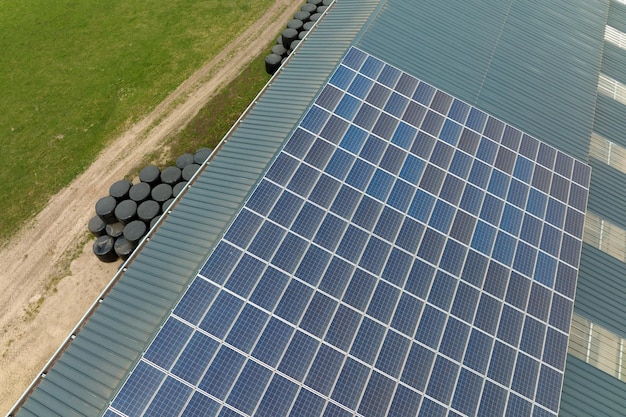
265 0 333 74
89 147 211 262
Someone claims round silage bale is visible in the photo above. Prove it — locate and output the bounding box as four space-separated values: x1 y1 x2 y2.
160 166 182 186
95 196 117 224
109 179 132 202
123 220 147 246
281 28 298 51
93 235 118 262
176 153 195 169
294 11 311 23
129 182 151 204
139 165 161 187
286 19 304 31
151 183 173 203
114 236 135 261
193 147 212 164
88 215 107 237
137 200 160 224
105 222 124 239
301 4 317 13
265 54 282 75
114 199 138 225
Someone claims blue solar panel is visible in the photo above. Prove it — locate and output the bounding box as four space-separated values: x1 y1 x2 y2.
107 47 590 417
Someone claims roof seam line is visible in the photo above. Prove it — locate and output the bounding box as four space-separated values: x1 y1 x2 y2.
475 0 516 102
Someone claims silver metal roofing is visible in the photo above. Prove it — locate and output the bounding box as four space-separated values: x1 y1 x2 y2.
12 0 626 415
356 0 603 161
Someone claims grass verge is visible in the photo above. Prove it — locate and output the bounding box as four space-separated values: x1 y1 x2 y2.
161 53 272 163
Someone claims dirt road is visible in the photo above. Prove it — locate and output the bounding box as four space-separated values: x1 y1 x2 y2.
0 0 302 412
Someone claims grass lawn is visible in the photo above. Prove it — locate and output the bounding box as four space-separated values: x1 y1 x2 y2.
0 0 273 240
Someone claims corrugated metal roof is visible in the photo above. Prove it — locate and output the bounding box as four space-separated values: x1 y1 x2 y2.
560 355 626 416
593 94 626 149
602 42 626 83
607 0 626 34
569 9 626 409
357 0 605 161
575 245 626 337
12 0 381 415
576 4 626 392
476 0 603 161
587 161 626 230
357 0 511 104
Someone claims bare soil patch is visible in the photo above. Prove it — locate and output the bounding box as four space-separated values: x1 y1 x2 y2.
0 0 301 412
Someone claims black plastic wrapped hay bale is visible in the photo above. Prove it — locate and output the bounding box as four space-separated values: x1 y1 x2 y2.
272 44 287 57
95 196 117 224
286 19 304 31
173 181 188 197
303 21 315 31
162 198 176 213
150 215 161 230
299 30 308 40
176 153 194 169
123 220 147 246
307 0 323 6
137 200 161 224
301 3 317 13
139 165 161 187
109 179 132 202
265 54 282 75
194 147 212 164
114 199 138 225
93 235 118 263
151 183 173 203
310 13 322 22
129 182 151 204
317 5 328 13
105 222 125 239
290 40 300 52
182 163 200 181
323 0 332 5
281 28 298 51
114 236 135 261
161 166 182 186
294 11 311 23
88 215 107 237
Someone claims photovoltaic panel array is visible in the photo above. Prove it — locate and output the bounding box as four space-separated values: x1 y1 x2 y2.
105 47 590 417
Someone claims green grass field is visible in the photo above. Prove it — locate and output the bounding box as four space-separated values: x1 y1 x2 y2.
0 0 273 240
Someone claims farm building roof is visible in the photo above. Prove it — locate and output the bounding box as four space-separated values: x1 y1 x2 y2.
12 0 626 415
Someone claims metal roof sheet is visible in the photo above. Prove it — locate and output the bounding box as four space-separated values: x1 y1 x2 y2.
560 355 626 416
357 0 605 161
575 244 626 337
587 161 626 230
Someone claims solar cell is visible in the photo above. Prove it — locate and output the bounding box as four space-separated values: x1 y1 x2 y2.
107 47 589 417
448 99 470 125
384 92 409 118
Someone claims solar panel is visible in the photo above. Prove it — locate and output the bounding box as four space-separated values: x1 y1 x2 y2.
106 47 590 417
